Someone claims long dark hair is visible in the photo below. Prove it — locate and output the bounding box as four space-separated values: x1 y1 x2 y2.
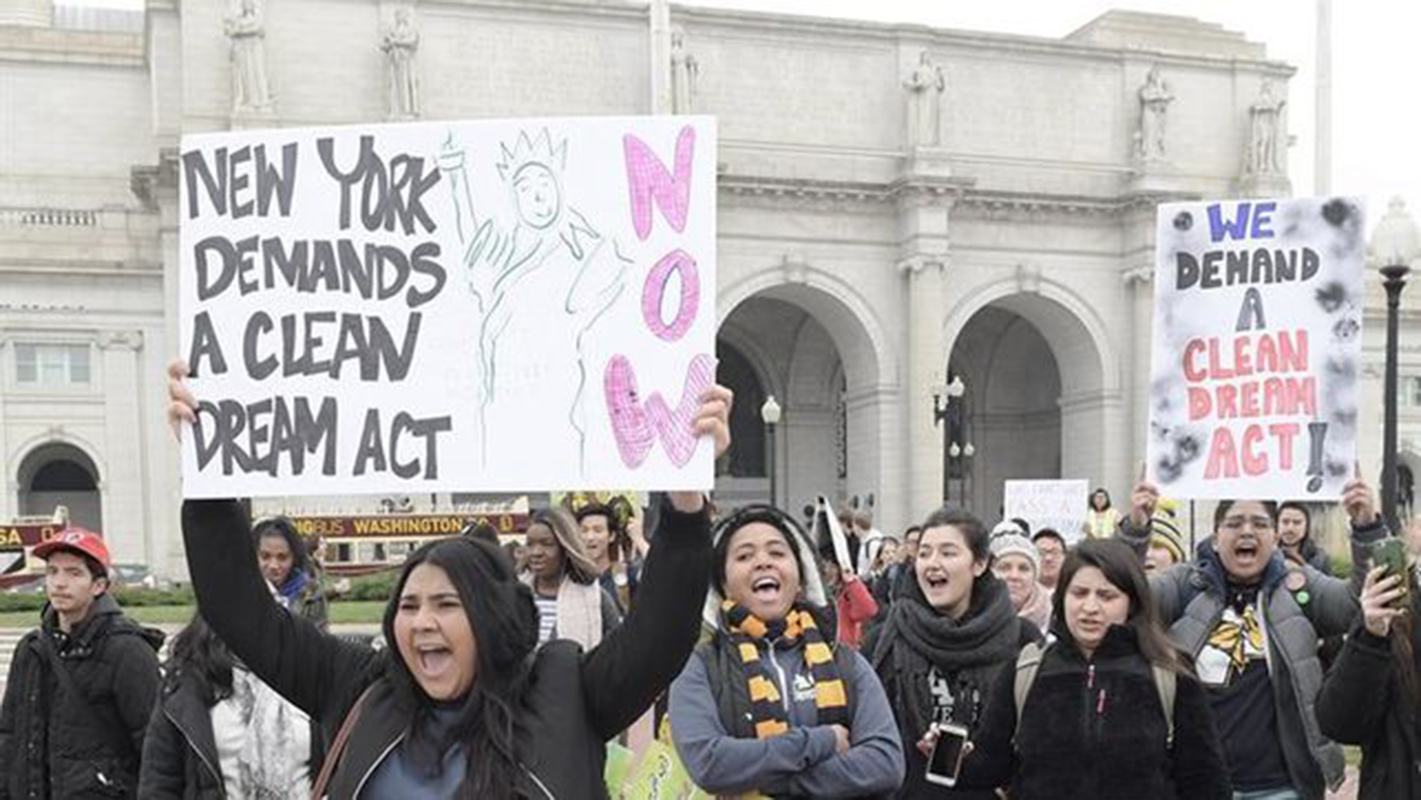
253 516 311 579
1053 538 1187 674
167 612 237 706
381 537 538 798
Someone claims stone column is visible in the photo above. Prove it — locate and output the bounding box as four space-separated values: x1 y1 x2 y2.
1124 264 1153 468
901 254 946 519
99 332 146 561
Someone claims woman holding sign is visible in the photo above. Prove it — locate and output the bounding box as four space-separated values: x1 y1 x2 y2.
166 359 731 799
861 508 1041 798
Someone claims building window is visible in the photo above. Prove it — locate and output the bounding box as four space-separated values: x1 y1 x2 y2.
15 344 90 386
1411 376 1421 407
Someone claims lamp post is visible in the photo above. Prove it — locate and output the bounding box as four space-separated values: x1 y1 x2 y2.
761 395 782 507
932 375 969 504
1371 197 1419 533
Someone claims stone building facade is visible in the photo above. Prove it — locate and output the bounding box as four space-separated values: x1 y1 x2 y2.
6 0 1409 577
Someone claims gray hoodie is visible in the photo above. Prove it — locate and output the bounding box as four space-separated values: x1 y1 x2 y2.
669 632 905 798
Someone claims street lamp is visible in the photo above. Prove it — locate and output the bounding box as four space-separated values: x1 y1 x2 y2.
932 375 971 504
761 395 782 507
1371 197 1419 533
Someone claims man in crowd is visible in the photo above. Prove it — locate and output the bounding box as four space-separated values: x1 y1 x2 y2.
1029 528 1066 591
1121 479 1381 799
0 529 162 797
576 502 642 614
1278 501 1333 575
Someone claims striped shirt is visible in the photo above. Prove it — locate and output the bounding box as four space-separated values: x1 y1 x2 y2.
534 592 558 644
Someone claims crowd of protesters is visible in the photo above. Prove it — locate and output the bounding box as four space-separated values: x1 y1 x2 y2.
0 359 1409 798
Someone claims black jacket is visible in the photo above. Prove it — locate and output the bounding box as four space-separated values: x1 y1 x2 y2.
183 496 711 799
1316 613 1421 800
0 594 162 799
959 625 1232 799
137 677 225 799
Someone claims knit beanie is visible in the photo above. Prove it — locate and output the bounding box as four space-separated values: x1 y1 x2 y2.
1149 513 1186 564
989 526 1041 576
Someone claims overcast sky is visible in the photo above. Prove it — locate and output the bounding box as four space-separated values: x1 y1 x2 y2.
71 0 1421 229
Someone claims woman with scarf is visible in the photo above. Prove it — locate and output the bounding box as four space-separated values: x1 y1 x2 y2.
956 538 1230 798
989 525 1052 633
669 505 905 797
140 613 320 798
167 359 733 798
522 507 621 650
254 517 328 631
862 507 1041 798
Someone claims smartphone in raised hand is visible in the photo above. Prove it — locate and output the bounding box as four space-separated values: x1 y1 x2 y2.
1370 538 1410 611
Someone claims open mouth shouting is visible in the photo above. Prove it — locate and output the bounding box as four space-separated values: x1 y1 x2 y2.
752 575 782 601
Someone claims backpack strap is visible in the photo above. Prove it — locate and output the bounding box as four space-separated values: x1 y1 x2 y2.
1153 664 1177 748
310 683 376 800
1011 642 1045 747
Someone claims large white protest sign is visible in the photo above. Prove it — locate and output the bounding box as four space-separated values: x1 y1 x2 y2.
1147 197 1364 499
179 116 716 497
1003 480 1089 544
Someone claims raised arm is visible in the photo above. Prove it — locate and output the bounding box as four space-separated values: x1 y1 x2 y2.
578 384 730 739
167 359 376 721
182 499 377 720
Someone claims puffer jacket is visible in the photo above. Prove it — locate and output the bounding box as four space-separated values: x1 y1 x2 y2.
0 594 163 799
1119 517 1381 799
184 496 711 798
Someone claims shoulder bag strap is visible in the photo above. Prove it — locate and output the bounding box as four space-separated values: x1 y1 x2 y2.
310 683 377 800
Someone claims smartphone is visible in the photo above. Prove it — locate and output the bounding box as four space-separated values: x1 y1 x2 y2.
925 722 970 787
1371 538 1410 610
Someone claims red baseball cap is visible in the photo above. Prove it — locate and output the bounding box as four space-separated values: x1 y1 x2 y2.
33 528 112 572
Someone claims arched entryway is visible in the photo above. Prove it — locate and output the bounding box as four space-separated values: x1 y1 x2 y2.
17 442 102 531
717 277 891 525
944 288 1118 523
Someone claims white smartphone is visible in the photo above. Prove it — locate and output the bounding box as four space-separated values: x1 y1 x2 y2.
925 722 970 787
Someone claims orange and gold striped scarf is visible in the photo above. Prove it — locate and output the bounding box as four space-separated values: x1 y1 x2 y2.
721 600 849 739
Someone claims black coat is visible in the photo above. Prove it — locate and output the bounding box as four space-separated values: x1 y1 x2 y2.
137 677 225 799
959 625 1232 800
1316 615 1421 800
183 496 711 799
0 594 162 799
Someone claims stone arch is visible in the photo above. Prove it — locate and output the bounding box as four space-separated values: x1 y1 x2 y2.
15 439 105 532
942 275 1125 516
717 266 897 523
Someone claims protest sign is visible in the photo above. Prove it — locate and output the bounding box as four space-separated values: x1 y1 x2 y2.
178 116 716 497
1147 197 1364 499
1002 479 1089 543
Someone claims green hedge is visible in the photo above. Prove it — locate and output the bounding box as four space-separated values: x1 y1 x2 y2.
0 586 196 614
340 569 401 602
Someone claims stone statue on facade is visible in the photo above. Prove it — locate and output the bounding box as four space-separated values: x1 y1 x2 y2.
903 50 946 148
224 0 272 114
382 8 420 120
670 27 698 114
1134 65 1173 162
1246 79 1286 175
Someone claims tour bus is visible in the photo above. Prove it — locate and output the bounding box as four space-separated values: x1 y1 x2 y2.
281 497 532 575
